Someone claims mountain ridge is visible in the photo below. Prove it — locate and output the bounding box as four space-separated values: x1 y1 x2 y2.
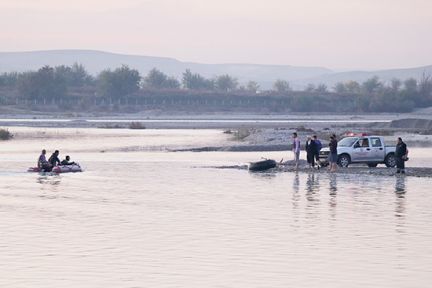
1 50 431 89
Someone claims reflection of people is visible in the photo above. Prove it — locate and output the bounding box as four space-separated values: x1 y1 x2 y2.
329 173 337 195
394 176 406 220
37 149 51 172
306 173 315 193
61 155 76 166
293 172 300 194
395 137 408 174
395 175 406 195
292 132 301 170
291 172 301 213
328 174 337 218
328 134 338 173
306 173 320 202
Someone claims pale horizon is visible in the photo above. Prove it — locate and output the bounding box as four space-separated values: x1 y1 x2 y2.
1 0 431 70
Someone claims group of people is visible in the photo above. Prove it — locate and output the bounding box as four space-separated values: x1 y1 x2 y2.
292 132 338 172
291 132 322 169
291 132 409 174
37 149 75 172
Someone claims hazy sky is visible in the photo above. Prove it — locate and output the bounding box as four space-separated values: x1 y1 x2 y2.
1 0 431 70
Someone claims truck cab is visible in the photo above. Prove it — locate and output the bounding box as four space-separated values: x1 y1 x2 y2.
319 135 396 168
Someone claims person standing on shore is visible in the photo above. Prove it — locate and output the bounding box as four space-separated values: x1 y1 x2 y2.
292 132 301 170
313 135 322 168
305 136 317 168
395 137 408 174
328 134 338 173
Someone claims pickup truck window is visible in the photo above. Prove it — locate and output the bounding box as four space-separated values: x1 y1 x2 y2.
338 137 358 147
360 138 369 147
371 137 382 147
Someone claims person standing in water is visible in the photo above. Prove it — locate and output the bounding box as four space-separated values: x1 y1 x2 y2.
305 136 317 168
313 135 322 168
328 134 338 173
395 137 408 174
292 132 301 170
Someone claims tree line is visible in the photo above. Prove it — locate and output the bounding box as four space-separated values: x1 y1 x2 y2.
0 64 431 113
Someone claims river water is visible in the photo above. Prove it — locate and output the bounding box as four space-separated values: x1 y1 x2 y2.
0 128 431 288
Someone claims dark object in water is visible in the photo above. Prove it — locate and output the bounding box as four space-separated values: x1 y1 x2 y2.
249 159 277 171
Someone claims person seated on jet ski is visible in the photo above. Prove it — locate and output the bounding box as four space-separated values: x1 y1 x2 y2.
38 149 52 172
48 150 61 168
61 155 76 166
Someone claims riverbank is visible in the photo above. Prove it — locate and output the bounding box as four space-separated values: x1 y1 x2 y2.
214 160 432 178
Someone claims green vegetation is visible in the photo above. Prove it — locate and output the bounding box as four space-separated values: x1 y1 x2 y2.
273 79 291 93
1 63 432 113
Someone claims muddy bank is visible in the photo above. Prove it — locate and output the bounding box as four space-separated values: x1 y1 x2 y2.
171 144 288 152
212 160 432 178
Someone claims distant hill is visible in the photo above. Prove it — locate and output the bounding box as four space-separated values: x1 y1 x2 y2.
0 50 331 89
0 50 431 89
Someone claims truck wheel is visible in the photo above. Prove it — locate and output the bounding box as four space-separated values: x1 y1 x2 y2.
367 163 378 168
338 154 351 167
385 154 396 168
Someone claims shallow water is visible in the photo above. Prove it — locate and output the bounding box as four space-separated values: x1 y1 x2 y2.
1 128 431 288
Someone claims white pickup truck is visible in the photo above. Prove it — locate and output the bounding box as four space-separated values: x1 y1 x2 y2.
319 135 397 168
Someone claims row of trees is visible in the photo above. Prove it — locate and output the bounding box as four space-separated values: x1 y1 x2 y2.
1 64 432 113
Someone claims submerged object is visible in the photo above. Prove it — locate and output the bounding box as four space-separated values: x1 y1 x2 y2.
248 159 277 171
27 164 83 174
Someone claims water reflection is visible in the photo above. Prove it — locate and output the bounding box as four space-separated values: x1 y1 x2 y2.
249 170 277 179
305 172 320 202
395 175 406 196
328 174 338 220
292 172 300 194
37 174 61 187
394 176 407 219
393 175 407 271
291 172 301 225
329 173 337 195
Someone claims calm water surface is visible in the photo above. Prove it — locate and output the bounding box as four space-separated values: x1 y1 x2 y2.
0 128 431 288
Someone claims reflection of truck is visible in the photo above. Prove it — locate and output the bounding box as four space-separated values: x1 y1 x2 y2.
319 135 396 167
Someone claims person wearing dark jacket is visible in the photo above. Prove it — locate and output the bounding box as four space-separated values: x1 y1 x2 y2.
329 134 338 173
61 155 76 166
395 137 408 174
48 150 61 168
313 135 322 167
305 136 318 168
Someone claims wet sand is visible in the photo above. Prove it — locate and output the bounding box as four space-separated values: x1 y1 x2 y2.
214 161 432 178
